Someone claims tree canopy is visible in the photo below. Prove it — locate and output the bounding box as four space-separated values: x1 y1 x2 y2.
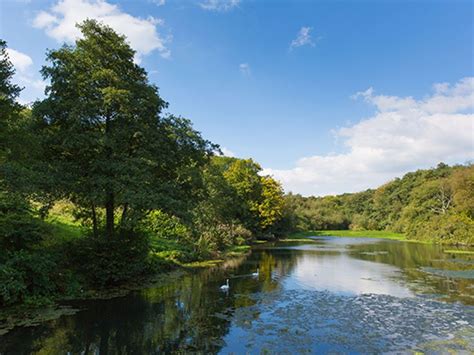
282 163 474 245
33 20 215 239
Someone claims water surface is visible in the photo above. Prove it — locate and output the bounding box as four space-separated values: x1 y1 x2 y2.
1 236 473 353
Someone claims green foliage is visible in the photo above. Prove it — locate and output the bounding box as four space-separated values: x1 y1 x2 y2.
284 163 474 245
67 232 151 288
0 193 48 252
0 251 58 307
0 26 285 311
0 39 22 164
192 156 284 255
282 193 350 231
144 210 190 242
258 176 284 230
33 20 214 239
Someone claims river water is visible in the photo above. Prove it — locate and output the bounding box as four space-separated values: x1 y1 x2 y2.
1 236 473 353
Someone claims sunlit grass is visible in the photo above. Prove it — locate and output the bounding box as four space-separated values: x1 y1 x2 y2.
41 201 86 247
443 250 474 255
289 230 407 240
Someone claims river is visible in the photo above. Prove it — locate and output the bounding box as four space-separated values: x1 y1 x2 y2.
1 236 473 353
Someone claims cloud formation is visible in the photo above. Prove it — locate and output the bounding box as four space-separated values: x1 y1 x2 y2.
199 0 240 11
5 48 33 72
4 48 46 104
290 26 316 49
239 63 250 76
221 147 236 157
263 77 474 196
33 0 170 61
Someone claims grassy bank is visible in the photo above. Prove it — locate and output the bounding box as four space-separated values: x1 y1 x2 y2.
0 208 255 335
288 230 409 241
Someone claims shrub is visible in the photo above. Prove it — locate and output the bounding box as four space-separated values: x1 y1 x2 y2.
0 193 48 252
0 251 58 306
142 210 190 242
68 232 151 288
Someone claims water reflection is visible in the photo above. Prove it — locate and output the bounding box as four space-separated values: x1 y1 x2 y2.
288 253 413 296
1 236 473 353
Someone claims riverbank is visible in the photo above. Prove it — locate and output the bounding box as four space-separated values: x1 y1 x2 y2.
287 230 474 248
0 238 253 336
288 230 409 241
3 231 473 353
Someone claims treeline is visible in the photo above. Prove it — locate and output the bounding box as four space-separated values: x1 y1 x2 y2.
281 163 474 245
0 21 284 307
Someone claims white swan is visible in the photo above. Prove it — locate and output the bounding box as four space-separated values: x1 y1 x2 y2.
220 279 230 290
252 268 259 277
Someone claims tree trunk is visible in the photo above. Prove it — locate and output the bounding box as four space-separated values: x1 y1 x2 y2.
91 204 98 238
105 113 114 239
119 203 128 237
106 192 114 239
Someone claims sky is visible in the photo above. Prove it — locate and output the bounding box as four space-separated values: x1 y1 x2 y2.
1 0 473 196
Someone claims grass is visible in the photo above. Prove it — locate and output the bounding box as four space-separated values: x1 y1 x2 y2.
443 250 474 255
34 200 86 247
288 230 408 241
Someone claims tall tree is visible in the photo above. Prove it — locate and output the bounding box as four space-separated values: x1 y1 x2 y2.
0 40 22 164
33 20 213 239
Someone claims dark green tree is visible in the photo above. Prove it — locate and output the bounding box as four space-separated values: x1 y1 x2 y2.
33 20 213 239
0 39 22 163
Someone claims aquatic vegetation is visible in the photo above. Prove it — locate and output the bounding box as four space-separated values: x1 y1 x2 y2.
1 220 473 353
221 289 474 353
421 267 474 280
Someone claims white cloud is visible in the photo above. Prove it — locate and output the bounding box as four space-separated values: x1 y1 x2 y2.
290 26 318 50
199 0 240 11
33 0 170 60
5 48 33 73
2 48 46 104
151 0 165 5
220 147 236 157
263 77 474 196
239 63 250 76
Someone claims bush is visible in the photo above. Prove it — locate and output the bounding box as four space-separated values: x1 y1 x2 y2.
68 232 151 288
0 251 58 306
408 213 474 245
0 264 26 306
142 210 190 242
0 193 48 252
194 222 253 256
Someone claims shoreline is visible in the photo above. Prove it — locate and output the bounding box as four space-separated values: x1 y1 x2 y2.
288 230 410 241
0 244 253 336
286 230 474 247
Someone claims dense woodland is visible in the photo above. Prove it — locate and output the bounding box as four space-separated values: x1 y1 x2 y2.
0 21 284 307
281 163 474 245
0 21 472 310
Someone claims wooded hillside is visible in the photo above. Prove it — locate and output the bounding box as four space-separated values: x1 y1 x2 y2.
281 163 474 245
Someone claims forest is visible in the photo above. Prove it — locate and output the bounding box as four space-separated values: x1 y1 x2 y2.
282 162 474 245
0 21 284 308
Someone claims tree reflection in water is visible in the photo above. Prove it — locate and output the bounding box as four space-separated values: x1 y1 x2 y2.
1 237 473 353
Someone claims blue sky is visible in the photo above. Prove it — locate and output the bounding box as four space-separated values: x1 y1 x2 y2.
1 0 473 195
